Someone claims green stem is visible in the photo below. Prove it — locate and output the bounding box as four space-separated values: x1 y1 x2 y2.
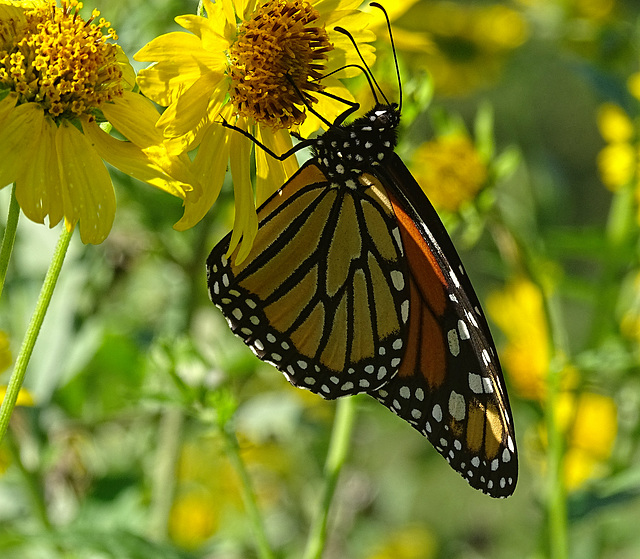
0 184 20 298
147 406 184 541
540 283 569 559
4 428 52 530
0 226 74 443
303 396 357 559
221 425 276 559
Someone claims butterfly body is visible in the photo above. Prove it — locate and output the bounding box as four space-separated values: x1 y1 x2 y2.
207 101 518 497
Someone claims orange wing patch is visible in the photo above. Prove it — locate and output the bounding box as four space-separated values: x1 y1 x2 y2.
387 190 448 389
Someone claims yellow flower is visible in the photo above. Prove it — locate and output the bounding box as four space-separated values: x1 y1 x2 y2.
0 386 34 406
0 0 194 244
169 489 219 549
394 2 528 95
597 103 634 143
487 278 549 400
557 392 618 491
135 0 375 263
411 133 487 213
368 525 437 559
595 103 638 192
487 278 577 401
597 143 636 192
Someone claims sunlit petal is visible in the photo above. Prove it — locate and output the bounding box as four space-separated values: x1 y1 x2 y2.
82 119 192 200
0 102 43 189
227 116 257 264
55 121 116 244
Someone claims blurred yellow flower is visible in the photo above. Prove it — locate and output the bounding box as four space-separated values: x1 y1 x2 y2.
169 431 292 548
487 278 550 400
169 437 239 547
0 386 34 407
0 0 194 244
395 2 528 95
487 278 577 401
368 525 437 559
515 0 614 22
411 133 487 213
597 143 636 192
597 103 634 144
169 489 219 549
556 392 618 491
596 103 640 193
135 0 375 262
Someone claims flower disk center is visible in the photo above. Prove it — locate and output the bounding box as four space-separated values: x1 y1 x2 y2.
0 0 123 119
229 0 333 130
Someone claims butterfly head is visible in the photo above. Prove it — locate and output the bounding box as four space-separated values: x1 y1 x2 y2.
313 102 400 181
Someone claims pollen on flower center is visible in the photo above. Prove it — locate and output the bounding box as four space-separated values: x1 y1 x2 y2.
228 0 333 130
0 0 123 119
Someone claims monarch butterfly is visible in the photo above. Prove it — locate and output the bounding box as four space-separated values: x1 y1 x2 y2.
207 3 517 497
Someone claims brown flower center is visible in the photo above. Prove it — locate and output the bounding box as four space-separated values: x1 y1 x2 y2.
0 0 122 119
228 0 333 130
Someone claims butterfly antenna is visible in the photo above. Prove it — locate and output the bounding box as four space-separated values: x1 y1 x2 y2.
370 2 402 112
334 26 387 105
317 64 378 98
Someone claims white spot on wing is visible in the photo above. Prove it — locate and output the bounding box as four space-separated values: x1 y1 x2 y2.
450 269 461 288
469 372 483 394
391 270 405 291
458 319 470 340
448 329 460 357
432 404 443 422
448 391 466 421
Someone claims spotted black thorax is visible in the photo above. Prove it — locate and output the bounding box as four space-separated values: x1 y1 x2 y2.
312 103 400 180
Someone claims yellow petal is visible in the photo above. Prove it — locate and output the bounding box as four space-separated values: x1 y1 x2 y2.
157 71 226 153
55 121 116 244
135 33 222 106
0 92 18 125
174 14 228 51
174 110 232 231
101 91 165 148
255 127 297 206
227 116 257 264
115 45 137 91
15 115 62 226
82 118 192 200
0 102 43 189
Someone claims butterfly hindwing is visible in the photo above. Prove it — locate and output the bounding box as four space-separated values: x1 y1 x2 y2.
207 162 410 399
368 155 517 497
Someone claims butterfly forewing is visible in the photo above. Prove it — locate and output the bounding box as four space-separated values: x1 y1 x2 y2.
207 163 410 399
368 156 517 497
